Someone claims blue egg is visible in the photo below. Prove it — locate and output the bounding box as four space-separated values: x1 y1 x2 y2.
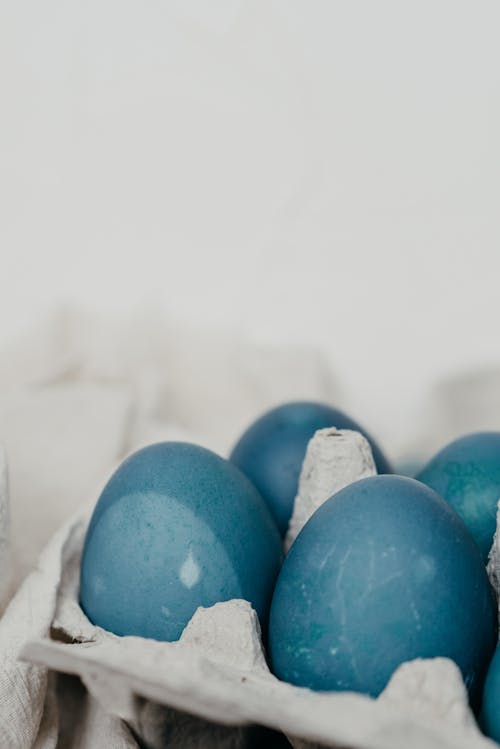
481 643 500 741
269 475 496 703
416 432 500 562
80 442 282 641
229 401 392 535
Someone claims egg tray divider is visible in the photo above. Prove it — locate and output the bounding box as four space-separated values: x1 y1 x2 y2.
17 427 500 749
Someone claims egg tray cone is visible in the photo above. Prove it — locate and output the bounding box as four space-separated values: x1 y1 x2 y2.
12 502 495 749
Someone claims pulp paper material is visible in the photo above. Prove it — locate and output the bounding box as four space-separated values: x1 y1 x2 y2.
0 309 337 747
10 431 494 749
285 428 376 551
487 500 500 616
17 507 494 749
379 658 480 733
0 310 499 748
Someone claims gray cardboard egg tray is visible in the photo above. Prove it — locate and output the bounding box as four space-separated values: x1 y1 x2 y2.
21 430 500 749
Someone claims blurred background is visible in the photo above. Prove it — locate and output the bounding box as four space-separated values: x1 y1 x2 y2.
1 1 500 583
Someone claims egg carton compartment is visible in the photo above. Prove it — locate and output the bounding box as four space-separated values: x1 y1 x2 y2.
17 429 500 749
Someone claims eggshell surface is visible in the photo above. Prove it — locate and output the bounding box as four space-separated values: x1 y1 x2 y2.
269 475 497 702
417 432 500 561
229 401 392 534
481 642 500 741
80 442 282 641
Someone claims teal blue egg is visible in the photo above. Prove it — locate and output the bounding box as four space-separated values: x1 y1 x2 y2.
481 642 500 741
230 401 392 534
417 432 500 562
80 442 282 641
269 475 497 703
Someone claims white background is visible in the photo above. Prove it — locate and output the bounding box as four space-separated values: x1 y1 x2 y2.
1 1 499 448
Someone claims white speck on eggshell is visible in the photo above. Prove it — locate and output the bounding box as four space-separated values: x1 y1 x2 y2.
179 550 200 589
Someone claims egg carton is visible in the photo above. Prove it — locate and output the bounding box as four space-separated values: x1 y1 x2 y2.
20 430 500 749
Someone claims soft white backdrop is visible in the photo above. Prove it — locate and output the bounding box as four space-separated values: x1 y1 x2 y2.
1 0 500 451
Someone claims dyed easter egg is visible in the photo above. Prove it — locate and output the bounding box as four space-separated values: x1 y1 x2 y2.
80 442 282 641
417 432 500 562
229 401 392 534
481 642 500 741
269 475 496 702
